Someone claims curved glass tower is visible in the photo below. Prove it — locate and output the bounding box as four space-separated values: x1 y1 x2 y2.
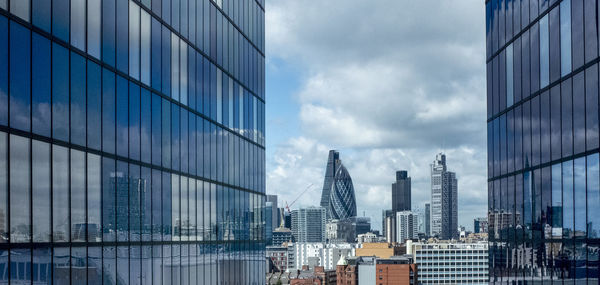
0 0 265 283
329 164 357 220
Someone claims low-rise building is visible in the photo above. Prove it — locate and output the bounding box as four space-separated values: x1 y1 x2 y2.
407 241 488 284
288 242 355 271
357 232 378 243
355 242 405 259
336 255 417 285
267 245 289 272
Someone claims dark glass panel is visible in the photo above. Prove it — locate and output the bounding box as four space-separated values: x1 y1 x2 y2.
103 246 116 284
130 245 141 285
550 85 561 161
52 0 69 42
102 0 116 66
9 22 31 132
102 68 116 154
0 17 7 126
574 157 586 237
563 160 574 238
32 140 50 243
116 246 128 284
52 145 69 242
162 172 172 240
87 61 102 150
162 98 171 168
71 247 86 284
151 17 162 91
116 76 129 158
162 26 171 96
88 154 101 242
181 109 189 174
587 154 600 239
70 150 86 242
32 0 51 33
584 0 598 63
152 169 162 241
32 33 51 137
571 0 584 70
88 247 102 285
152 245 162 283
549 6 560 83
172 174 180 241
116 0 129 73
189 113 196 175
530 21 540 94
141 167 151 241
573 71 585 155
521 30 531 98
9 135 30 243
141 89 151 164
70 52 87 146
551 163 562 237
129 164 141 242
52 43 69 141
152 93 162 166
181 177 189 241
540 91 550 164
586 64 599 151
141 245 152 285
562 78 573 157
102 157 116 242
129 83 141 161
116 161 129 241
172 104 180 171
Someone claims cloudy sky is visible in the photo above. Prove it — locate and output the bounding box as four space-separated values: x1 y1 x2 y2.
265 0 487 231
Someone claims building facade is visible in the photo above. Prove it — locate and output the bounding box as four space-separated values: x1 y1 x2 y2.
319 150 357 220
291 207 326 243
474 217 488 234
288 242 355 271
396 211 418 243
485 0 600 282
267 194 279 229
430 153 458 240
392 170 411 212
409 242 488 284
425 203 431 237
0 0 266 283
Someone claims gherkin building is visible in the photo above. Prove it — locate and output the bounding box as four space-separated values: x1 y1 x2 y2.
320 150 356 220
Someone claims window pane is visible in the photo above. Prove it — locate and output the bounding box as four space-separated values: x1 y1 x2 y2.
102 157 116 241
116 0 129 73
540 15 549 88
129 164 141 242
102 68 116 153
561 79 573 157
71 150 86 241
9 135 30 243
71 52 87 146
141 167 151 241
129 0 140 80
87 61 102 150
116 76 129 158
586 64 599 151
52 145 69 242
88 153 101 242
551 163 561 237
141 9 151 85
52 0 69 42
162 98 171 167
102 0 116 66
71 0 86 50
560 0 572 76
0 132 7 242
116 161 129 241
141 89 151 164
52 43 69 141
88 0 101 59
162 172 171 240
172 104 180 171
32 33 51 137
32 140 51 242
0 17 7 126
172 174 180 241
152 93 162 166
129 83 140 160
151 17 162 91
574 157 586 237
181 40 188 106
172 34 180 101
9 21 31 132
562 160 574 238
587 154 600 238
152 169 161 241
162 26 171 96
32 0 51 32
10 0 30 22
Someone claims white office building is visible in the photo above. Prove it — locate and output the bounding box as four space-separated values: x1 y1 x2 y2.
408 241 488 284
287 242 356 271
396 211 418 243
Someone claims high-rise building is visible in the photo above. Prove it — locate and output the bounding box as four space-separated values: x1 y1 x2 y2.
425 203 431 237
430 153 458 240
320 150 357 220
267 194 279 229
485 0 600 282
392 170 411 212
292 207 327 242
381 209 394 238
396 211 418 243
474 217 488 234
0 0 266 283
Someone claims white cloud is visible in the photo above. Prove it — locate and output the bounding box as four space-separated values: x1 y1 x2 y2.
266 0 488 231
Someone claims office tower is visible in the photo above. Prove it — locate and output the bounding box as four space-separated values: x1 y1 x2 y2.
425 203 431 237
266 202 274 245
430 153 458 240
396 211 418 243
267 194 279 229
292 207 327 242
474 217 488 234
392 170 411 212
385 215 396 243
381 209 394 238
319 150 357 220
0 0 266 283
485 0 600 281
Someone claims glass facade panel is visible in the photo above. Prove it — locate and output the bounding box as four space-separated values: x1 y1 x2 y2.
1 0 266 281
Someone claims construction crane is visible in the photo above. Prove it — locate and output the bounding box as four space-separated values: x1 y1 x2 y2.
276 184 315 229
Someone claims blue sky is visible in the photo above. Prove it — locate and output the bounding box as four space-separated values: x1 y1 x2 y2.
264 0 487 231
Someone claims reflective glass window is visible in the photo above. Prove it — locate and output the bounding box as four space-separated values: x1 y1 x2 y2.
10 0 29 22
573 72 585 155
172 174 180 241
151 17 162 91
87 61 102 150
141 167 151 241
129 83 141 160
71 149 86 241
540 91 550 164
102 0 116 66
32 140 50 242
71 52 87 146
181 177 188 241
116 0 129 73
130 164 141 242
563 160 574 238
549 5 560 83
584 0 598 63
52 43 69 141
587 154 600 238
0 133 6 242
52 145 69 242
560 0 572 76
88 0 101 59
181 40 188 106
141 9 151 85
102 157 116 241
531 22 540 93
152 93 162 166
586 64 599 151
71 247 86 283
129 0 140 80
162 26 171 96
162 173 171 240
172 104 180 171
32 33 51 137
52 0 69 42
71 0 86 51
574 157 586 237
54 247 70 284
32 0 51 33
0 17 7 126
102 68 116 154
572 0 583 70
9 135 30 243
116 76 129 158
152 169 162 241
9 22 31 132
181 109 188 174
141 89 151 164
116 161 129 241
162 98 171 168
561 79 573 157
88 154 101 242
551 163 562 237
172 34 180 101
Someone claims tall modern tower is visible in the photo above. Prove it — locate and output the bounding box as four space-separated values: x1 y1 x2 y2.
430 153 458 240
291 207 327 243
320 150 357 220
0 0 266 283
486 0 599 282
425 203 431 237
392 170 411 212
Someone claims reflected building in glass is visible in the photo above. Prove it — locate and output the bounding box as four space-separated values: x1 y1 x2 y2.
486 0 599 282
0 0 266 283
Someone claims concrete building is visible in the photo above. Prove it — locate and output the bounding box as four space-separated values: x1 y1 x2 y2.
357 232 378 243
396 211 418 243
392 170 411 212
384 214 396 243
355 243 405 259
408 241 488 284
272 227 293 245
291 207 326 243
326 217 371 243
430 153 458 240
287 242 355 271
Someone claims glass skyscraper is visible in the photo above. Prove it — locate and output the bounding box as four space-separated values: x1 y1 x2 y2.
0 0 265 283
487 0 599 282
